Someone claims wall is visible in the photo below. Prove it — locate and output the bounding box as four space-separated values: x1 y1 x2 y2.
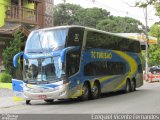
44 0 54 27
0 0 11 27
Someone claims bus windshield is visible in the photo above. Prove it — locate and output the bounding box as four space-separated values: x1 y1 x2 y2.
25 28 68 53
24 57 65 83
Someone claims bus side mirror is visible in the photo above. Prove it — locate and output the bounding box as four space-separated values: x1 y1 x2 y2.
13 52 24 68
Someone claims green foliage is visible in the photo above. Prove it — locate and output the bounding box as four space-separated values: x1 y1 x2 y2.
96 16 143 33
135 0 157 8
79 7 110 28
142 24 160 67
54 3 84 25
136 1 160 67
0 72 12 83
155 3 160 17
2 31 24 77
149 24 160 39
54 3 110 28
54 3 143 33
147 24 160 66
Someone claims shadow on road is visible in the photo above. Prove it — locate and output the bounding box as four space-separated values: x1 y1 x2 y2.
29 89 147 106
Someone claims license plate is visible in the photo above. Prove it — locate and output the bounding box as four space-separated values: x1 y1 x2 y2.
38 95 47 99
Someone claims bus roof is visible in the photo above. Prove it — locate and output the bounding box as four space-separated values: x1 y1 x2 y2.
33 25 140 42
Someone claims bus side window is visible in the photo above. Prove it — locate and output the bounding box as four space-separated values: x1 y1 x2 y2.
84 61 108 76
138 64 143 73
107 62 126 75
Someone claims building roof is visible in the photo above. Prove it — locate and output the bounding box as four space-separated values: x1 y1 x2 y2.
0 22 21 35
0 22 39 37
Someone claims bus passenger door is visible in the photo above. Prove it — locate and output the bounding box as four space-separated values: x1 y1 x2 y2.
66 50 82 96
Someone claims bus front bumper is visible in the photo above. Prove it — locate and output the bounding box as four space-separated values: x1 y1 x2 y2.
23 84 70 100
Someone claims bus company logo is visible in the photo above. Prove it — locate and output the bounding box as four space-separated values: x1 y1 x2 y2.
91 51 112 59
30 53 52 58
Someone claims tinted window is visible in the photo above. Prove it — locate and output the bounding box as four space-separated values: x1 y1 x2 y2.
65 27 84 77
84 61 107 76
138 64 143 73
66 51 81 76
66 27 84 48
84 61 126 76
86 31 141 53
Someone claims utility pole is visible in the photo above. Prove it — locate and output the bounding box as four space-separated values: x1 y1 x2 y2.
144 6 149 81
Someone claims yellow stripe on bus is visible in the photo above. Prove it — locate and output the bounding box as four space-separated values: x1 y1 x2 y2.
13 96 24 101
99 76 115 83
113 51 138 91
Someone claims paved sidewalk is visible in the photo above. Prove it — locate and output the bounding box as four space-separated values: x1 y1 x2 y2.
0 88 23 108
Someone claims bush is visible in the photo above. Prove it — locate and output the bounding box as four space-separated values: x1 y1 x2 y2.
0 73 12 83
2 31 24 76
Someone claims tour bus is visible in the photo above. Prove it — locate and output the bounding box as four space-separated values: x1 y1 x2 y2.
12 25 143 104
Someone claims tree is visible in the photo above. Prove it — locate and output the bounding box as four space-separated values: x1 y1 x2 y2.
79 7 110 28
54 3 143 32
155 2 160 17
141 24 160 67
54 3 84 26
96 16 143 33
135 0 157 7
54 3 110 27
2 31 24 77
148 24 160 66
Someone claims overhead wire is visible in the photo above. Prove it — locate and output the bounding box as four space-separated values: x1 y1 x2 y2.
55 0 158 24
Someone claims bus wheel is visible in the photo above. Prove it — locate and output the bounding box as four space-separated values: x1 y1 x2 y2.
91 82 100 99
131 79 136 92
125 80 131 93
44 99 54 103
81 83 90 101
26 100 31 105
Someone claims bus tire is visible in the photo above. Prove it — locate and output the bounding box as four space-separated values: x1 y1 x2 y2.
125 80 131 93
81 82 90 101
26 100 31 105
131 79 136 92
44 99 54 103
91 82 100 99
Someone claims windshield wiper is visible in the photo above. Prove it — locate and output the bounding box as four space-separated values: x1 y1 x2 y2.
27 51 43 53
37 80 49 84
26 80 37 84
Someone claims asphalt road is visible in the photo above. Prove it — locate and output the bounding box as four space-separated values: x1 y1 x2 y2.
1 81 160 114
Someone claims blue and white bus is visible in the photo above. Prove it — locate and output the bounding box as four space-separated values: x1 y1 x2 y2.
12 25 143 104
